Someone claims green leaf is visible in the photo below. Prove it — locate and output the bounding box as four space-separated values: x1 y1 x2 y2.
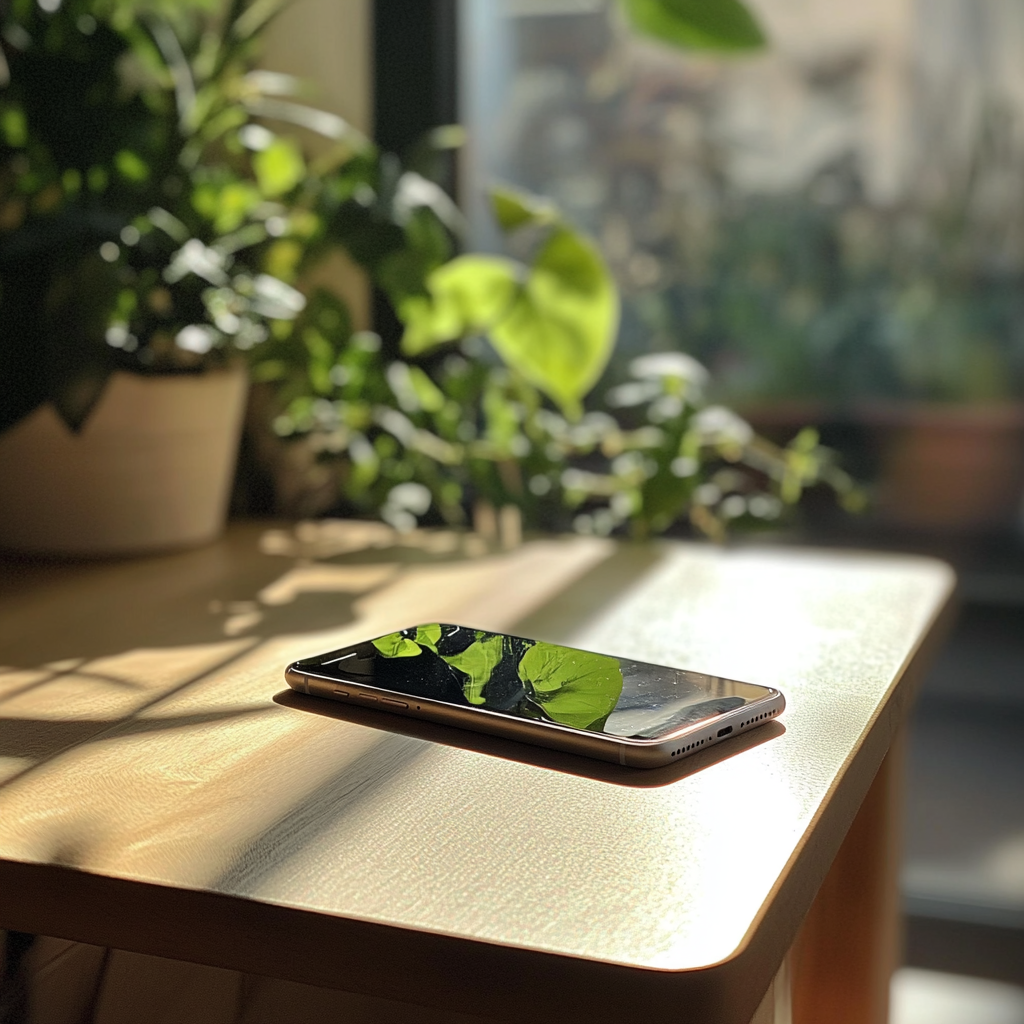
413 623 442 653
371 624 442 658
372 631 422 658
253 137 306 197
491 186 558 233
408 366 446 413
1 106 27 148
621 0 766 51
490 226 619 417
441 634 504 705
233 0 290 40
214 181 262 234
517 642 624 730
400 256 520 355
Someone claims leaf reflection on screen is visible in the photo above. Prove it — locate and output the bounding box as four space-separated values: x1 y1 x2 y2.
370 625 624 731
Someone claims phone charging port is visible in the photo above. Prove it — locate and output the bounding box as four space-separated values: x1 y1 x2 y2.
717 725 734 737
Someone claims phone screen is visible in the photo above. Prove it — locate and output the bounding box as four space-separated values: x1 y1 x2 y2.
292 623 772 740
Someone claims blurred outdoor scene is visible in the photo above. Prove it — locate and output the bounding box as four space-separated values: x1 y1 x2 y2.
462 0 1024 539
464 0 1024 407
459 0 1024 1016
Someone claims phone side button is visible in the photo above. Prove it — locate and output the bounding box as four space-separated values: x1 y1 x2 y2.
381 698 408 709
332 688 351 698
357 693 379 702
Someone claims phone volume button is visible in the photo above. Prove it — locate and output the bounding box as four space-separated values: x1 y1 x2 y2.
356 693 378 702
381 698 408 708
332 688 351 698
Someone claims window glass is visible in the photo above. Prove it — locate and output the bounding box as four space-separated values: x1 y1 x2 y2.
459 0 1024 403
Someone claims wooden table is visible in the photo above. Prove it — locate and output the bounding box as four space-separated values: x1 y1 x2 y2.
0 521 954 1024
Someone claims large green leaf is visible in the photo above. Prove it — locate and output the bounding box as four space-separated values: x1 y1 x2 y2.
517 642 623 731
400 256 519 355
489 226 619 418
491 186 558 233
441 634 504 705
622 0 766 51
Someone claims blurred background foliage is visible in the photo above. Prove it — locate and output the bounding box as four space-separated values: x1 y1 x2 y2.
0 0 855 539
466 0 1024 412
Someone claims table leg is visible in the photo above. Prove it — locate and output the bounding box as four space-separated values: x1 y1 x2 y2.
0 931 35 1024
749 954 793 1024
790 734 905 1024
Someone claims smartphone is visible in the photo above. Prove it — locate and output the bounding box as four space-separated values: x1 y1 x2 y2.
285 623 784 769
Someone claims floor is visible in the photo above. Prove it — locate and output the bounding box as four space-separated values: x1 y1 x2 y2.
891 969 1024 1024
898 593 1024 1018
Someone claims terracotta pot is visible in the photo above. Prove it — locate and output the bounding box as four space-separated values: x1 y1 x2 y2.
0 367 248 556
867 403 1024 532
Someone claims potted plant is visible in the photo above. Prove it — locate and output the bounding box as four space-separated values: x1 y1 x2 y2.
270 183 859 542
0 0 852 554
249 0 858 542
0 0 456 554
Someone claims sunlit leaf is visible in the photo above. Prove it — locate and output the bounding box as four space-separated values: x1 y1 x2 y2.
442 635 504 705
517 642 623 730
213 181 261 234
491 186 558 233
399 256 519 355
372 631 422 658
489 226 618 418
372 624 442 658
264 238 303 281
621 0 766 51
413 624 442 652
245 97 365 146
253 137 305 197
408 366 445 412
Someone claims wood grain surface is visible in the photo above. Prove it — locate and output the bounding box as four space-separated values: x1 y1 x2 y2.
0 521 955 1024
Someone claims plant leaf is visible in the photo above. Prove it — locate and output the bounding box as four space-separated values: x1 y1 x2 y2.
491 186 558 233
489 226 619 417
621 0 766 51
441 634 504 705
413 623 442 653
253 137 306 197
372 631 422 658
517 642 624 730
399 255 520 355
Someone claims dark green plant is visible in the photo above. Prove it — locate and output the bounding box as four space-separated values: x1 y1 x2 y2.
0 0 455 432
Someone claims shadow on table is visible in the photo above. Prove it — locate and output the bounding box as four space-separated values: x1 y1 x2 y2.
273 689 785 790
0 522 508 668
2 521 748 793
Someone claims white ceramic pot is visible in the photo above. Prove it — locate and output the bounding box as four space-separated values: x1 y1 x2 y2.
0 366 248 556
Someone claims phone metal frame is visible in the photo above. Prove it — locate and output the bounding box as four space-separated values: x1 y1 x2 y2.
285 643 785 769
